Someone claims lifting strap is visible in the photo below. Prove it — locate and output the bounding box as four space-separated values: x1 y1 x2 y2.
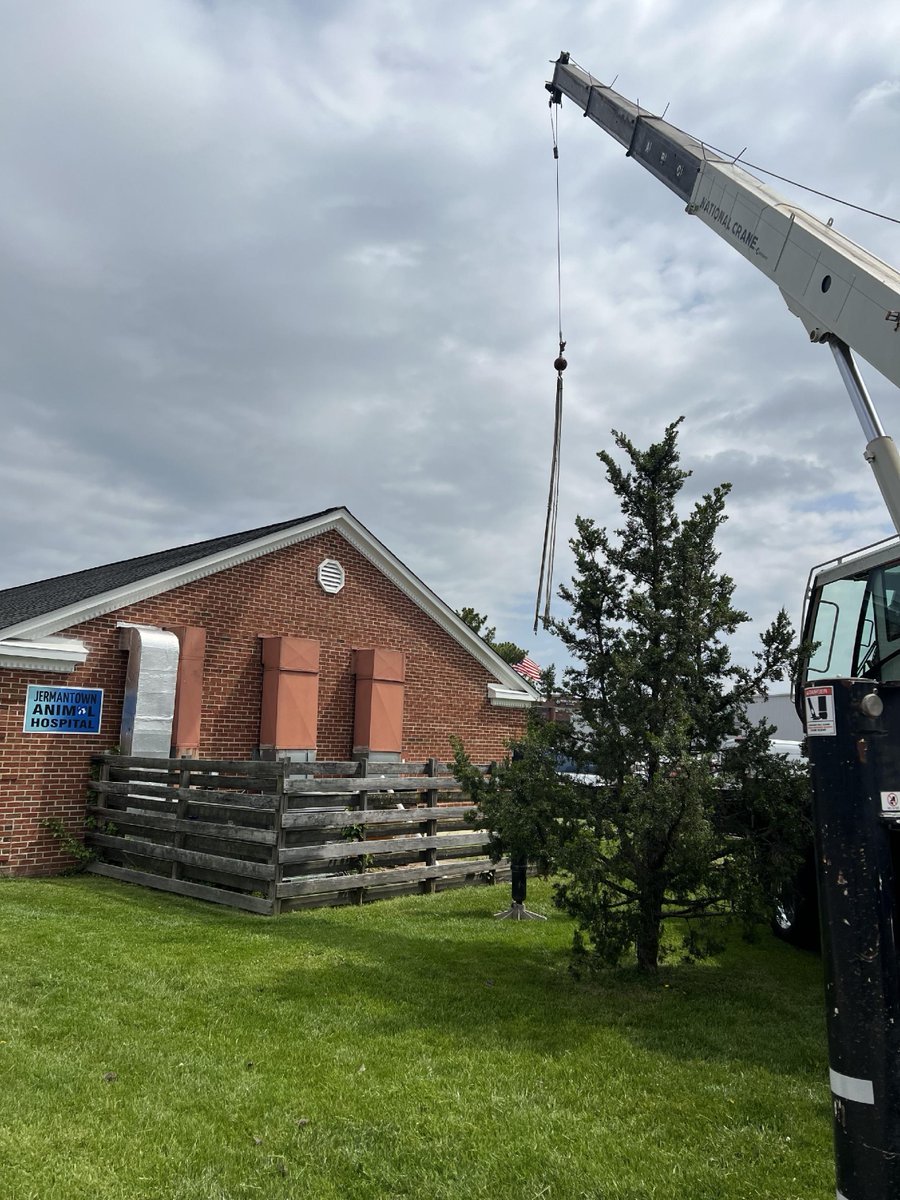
534 344 566 633
534 98 567 633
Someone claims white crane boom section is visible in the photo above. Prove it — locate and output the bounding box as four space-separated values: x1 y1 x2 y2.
550 57 900 393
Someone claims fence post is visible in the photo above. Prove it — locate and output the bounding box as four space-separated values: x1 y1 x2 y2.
92 757 112 864
97 757 111 806
270 763 286 916
423 757 439 894
171 759 192 881
353 759 369 905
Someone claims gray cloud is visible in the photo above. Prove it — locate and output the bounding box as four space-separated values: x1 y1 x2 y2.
2 0 900 679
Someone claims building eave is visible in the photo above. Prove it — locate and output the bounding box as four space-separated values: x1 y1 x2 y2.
0 637 89 673
487 684 538 709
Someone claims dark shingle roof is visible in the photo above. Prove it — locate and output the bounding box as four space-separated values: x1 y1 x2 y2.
0 508 343 633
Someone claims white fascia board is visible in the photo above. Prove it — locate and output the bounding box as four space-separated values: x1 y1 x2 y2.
0 637 89 673
0 508 541 701
487 684 537 709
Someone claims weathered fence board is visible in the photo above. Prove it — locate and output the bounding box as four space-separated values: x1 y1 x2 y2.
91 779 279 811
86 862 274 914
283 762 372 777
101 755 279 775
281 805 474 830
284 775 462 795
284 760 453 776
86 804 277 845
278 830 486 865
276 857 496 899
85 832 275 880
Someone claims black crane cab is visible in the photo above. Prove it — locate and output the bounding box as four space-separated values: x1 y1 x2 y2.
776 537 900 948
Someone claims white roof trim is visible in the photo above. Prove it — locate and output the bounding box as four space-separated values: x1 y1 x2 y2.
0 637 89 674
0 510 540 702
487 684 536 709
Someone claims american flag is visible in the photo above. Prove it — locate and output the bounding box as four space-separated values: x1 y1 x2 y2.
512 656 542 682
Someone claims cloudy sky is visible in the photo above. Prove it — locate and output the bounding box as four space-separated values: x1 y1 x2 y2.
3 0 900 676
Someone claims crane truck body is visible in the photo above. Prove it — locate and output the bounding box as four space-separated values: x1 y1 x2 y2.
548 52 900 1198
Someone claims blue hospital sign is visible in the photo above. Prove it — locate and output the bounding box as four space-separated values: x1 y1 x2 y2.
23 685 103 734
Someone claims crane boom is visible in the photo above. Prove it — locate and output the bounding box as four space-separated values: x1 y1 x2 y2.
549 55 900 391
549 53 900 533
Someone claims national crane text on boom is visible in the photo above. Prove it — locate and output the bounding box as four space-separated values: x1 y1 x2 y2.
696 195 761 254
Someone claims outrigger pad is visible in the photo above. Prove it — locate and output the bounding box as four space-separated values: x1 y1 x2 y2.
494 901 547 921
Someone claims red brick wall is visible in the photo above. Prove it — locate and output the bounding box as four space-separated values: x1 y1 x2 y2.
0 531 528 875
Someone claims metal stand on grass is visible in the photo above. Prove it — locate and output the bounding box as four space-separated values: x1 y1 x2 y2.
494 856 546 920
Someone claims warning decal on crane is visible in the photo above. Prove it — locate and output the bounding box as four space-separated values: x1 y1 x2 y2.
805 685 836 736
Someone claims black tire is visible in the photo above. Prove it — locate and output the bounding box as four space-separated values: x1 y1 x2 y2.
772 849 820 950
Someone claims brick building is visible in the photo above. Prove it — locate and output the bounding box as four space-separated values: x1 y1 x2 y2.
0 508 538 876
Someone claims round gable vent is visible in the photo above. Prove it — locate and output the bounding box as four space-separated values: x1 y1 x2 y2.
318 558 345 594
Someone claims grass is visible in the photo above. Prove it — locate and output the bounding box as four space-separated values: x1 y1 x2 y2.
0 876 833 1200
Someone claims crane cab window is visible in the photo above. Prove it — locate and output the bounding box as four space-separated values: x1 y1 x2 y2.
806 576 872 680
804 562 900 683
870 564 900 681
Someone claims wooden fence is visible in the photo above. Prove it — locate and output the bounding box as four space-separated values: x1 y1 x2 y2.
85 755 506 915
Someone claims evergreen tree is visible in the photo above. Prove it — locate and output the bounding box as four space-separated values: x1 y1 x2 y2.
452 717 571 878
551 420 810 972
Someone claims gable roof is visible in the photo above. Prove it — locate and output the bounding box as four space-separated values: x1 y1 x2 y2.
0 510 338 632
0 507 539 702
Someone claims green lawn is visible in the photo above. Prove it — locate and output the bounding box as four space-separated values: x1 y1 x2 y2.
0 876 833 1200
